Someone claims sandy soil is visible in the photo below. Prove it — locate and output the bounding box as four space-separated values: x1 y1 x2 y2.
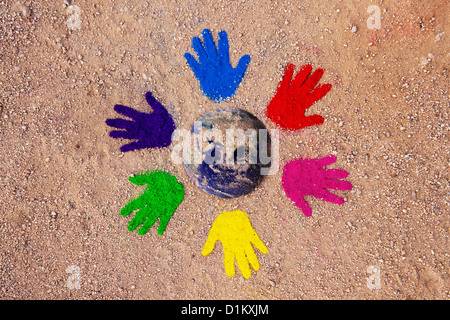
0 0 448 300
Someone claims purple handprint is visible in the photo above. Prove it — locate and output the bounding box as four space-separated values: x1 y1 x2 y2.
106 92 175 152
282 155 353 217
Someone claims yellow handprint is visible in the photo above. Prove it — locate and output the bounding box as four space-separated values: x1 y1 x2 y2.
202 210 268 279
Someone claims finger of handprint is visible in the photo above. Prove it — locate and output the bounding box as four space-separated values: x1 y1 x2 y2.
314 154 337 168
318 189 345 205
300 68 325 95
307 83 332 102
170 183 185 206
244 244 261 272
224 248 236 278
323 178 353 191
235 54 251 78
114 104 142 120
292 195 313 217
129 173 153 186
302 114 325 128
324 169 350 179
279 63 295 90
157 212 172 235
184 52 202 77
120 140 147 153
105 118 134 130
109 130 137 140
201 228 220 256
127 206 150 231
291 64 313 91
144 91 168 114
192 36 208 63
120 198 142 216
236 250 252 279
250 231 268 254
201 29 218 58
138 210 159 235
218 30 230 64
144 91 157 107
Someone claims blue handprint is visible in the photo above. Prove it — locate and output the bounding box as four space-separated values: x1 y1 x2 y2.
184 29 251 102
105 91 176 152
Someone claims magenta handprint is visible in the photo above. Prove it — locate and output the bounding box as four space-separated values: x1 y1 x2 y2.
282 155 353 217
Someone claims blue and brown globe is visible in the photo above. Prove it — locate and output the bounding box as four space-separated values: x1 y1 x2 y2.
184 108 272 198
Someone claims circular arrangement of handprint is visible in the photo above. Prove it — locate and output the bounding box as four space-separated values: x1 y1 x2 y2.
106 28 353 279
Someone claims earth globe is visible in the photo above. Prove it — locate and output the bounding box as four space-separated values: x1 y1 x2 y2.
184 108 273 198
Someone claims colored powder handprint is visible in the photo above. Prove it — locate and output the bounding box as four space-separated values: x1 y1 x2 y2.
266 64 332 130
282 155 353 217
120 170 184 235
106 91 175 152
184 29 251 102
202 210 268 279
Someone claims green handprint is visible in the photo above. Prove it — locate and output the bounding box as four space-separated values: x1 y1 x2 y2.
202 210 268 279
120 170 184 235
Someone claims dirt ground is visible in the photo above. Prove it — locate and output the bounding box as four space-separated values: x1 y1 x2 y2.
0 0 448 300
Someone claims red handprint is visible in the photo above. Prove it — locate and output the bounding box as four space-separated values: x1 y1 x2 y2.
266 64 332 130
